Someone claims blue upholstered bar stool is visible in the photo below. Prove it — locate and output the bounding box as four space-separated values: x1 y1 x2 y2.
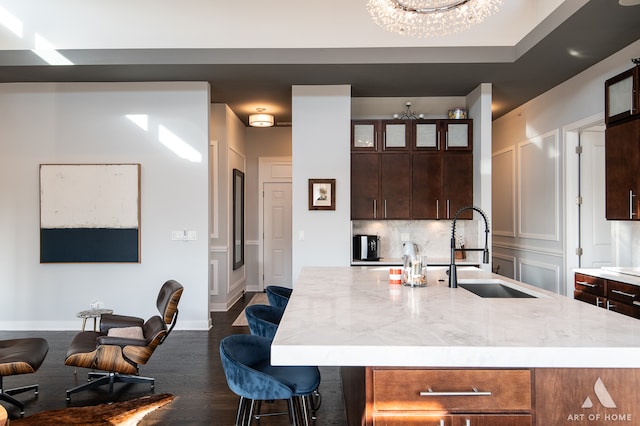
245 304 284 340
266 285 292 309
219 334 320 426
244 303 322 419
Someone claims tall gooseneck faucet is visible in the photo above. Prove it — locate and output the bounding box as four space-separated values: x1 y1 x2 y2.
449 206 490 288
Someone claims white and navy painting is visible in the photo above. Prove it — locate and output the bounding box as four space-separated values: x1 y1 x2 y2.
40 164 141 263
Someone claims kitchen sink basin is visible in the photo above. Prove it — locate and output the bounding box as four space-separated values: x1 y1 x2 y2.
458 282 537 298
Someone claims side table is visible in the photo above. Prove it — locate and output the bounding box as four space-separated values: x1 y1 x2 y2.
76 308 113 331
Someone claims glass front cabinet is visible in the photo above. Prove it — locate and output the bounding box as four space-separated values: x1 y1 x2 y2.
605 65 639 125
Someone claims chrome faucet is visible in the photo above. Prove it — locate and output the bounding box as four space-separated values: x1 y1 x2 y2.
449 206 490 288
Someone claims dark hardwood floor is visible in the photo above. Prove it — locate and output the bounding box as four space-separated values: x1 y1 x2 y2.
0 293 347 425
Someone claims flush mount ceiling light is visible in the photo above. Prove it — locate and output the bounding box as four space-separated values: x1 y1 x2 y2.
367 0 503 38
249 108 274 127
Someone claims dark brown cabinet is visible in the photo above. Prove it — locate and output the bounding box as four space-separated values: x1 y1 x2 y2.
351 153 410 220
605 119 640 220
351 120 410 152
351 153 380 219
605 65 639 125
380 154 411 219
352 119 473 220
411 120 473 220
574 272 640 319
607 279 640 319
574 273 607 308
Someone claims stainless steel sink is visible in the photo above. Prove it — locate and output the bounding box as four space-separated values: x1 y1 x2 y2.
458 282 537 298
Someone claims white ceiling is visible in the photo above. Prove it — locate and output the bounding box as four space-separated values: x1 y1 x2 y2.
0 0 638 123
0 0 567 49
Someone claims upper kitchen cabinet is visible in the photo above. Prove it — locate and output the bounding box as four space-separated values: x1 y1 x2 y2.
605 64 639 126
412 151 473 220
351 153 410 220
605 118 640 220
443 119 473 150
412 119 473 151
351 117 473 220
351 120 410 152
351 153 380 220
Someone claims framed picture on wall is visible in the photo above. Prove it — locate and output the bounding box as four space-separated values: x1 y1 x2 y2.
39 163 141 263
308 178 335 210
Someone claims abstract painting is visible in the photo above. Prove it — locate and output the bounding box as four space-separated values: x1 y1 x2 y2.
39 164 141 263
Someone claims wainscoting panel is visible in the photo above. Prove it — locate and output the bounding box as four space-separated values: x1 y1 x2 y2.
492 253 516 279
519 258 561 294
517 131 560 241
492 147 516 237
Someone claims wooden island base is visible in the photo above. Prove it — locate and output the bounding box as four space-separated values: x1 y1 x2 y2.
341 367 639 426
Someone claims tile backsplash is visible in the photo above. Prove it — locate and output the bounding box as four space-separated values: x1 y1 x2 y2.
352 219 481 261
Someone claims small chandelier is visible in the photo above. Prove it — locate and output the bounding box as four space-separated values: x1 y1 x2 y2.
367 0 504 38
249 108 274 127
393 102 424 119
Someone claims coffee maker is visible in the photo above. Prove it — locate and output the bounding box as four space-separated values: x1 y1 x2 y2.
353 235 380 261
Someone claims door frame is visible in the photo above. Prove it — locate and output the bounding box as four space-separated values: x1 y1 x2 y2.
563 113 604 296
258 156 293 292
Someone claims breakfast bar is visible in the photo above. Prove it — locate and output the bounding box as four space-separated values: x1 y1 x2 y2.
272 266 640 425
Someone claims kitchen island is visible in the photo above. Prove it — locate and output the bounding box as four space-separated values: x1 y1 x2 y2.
272 266 640 425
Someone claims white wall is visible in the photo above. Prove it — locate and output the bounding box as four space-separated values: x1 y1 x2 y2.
492 39 640 295
0 82 211 330
209 104 248 311
292 85 352 281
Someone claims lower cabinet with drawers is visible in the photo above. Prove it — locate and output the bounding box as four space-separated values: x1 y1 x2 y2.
341 367 640 426
574 272 640 319
366 368 532 426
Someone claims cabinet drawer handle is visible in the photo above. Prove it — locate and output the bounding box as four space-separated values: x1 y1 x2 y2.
611 289 636 299
633 301 640 306
420 387 492 397
576 281 597 288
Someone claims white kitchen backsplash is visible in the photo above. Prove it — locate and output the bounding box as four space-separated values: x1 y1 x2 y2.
352 219 481 261
611 221 640 266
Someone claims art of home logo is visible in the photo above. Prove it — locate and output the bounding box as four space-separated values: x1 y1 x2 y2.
566 377 632 422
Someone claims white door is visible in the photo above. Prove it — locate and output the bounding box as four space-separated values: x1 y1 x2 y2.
263 182 292 289
580 127 612 268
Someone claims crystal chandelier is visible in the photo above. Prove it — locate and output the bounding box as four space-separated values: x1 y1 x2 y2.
367 0 504 38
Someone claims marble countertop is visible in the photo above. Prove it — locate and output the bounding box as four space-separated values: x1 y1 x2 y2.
575 267 640 287
271 266 640 368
